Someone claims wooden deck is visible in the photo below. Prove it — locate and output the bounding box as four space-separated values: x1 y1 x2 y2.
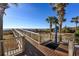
25 35 68 56
16 29 68 56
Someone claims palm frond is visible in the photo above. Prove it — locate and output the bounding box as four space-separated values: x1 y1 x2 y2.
0 3 9 9
12 3 18 6
46 16 59 25
63 18 66 22
46 18 49 23
71 17 79 23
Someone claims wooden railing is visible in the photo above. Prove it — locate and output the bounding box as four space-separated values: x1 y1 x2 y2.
1 29 78 56
15 29 68 56
0 39 23 56
17 29 42 44
18 29 57 44
0 29 25 56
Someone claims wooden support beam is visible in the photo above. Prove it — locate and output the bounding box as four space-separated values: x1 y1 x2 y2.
68 34 75 56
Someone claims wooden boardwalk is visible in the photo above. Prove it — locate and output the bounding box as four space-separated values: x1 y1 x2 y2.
14 29 68 56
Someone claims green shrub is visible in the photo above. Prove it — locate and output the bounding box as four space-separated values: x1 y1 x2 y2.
62 27 73 33
75 30 79 44
75 30 79 37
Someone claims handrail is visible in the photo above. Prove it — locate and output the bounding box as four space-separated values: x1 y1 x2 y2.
3 29 24 56
17 29 41 43
14 29 24 36
3 38 20 56
25 30 39 35
20 29 40 35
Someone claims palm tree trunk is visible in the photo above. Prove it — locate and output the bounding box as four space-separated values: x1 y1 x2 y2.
54 24 58 44
58 15 63 43
59 23 62 41
0 15 4 56
0 7 4 56
59 20 62 43
50 22 52 41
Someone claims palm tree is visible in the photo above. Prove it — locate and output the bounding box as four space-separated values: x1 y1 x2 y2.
53 18 59 44
50 3 68 43
54 18 66 43
0 3 17 56
46 16 58 43
71 16 79 32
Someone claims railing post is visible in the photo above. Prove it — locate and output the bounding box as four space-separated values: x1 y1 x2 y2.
22 36 25 52
38 32 42 44
68 34 75 56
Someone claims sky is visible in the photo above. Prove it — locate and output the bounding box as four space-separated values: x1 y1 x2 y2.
3 3 79 29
